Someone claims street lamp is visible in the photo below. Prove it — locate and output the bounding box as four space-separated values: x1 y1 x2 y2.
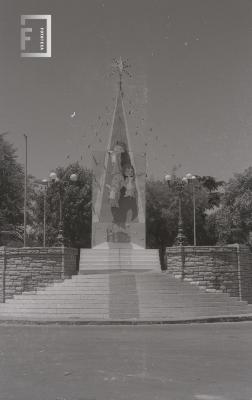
185 173 197 246
23 134 28 247
49 172 78 247
49 172 63 246
41 178 48 247
165 174 188 246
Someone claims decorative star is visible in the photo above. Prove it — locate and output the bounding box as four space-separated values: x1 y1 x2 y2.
111 57 132 93
111 57 131 77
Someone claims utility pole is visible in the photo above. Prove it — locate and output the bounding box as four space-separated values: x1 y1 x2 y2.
43 186 46 247
23 134 27 247
185 173 197 246
192 182 196 246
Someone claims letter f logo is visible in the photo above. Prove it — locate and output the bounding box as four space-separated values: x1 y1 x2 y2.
21 28 32 51
20 15 51 58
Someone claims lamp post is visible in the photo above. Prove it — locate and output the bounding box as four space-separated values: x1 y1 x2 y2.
41 179 48 247
49 172 78 247
185 173 197 246
165 174 188 246
23 134 28 247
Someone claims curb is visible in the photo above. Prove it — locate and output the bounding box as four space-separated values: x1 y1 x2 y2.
0 314 252 325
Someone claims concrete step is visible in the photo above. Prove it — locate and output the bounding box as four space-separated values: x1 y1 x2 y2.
2 303 247 311
2 294 248 308
80 254 158 258
21 285 238 295
79 262 160 266
2 292 245 302
79 261 159 264
79 267 160 272
81 249 158 253
80 254 159 258
80 254 159 257
79 261 160 264
0 309 250 316
7 299 246 309
8 294 247 306
79 263 160 267
0 310 109 316
0 301 247 309
80 256 159 260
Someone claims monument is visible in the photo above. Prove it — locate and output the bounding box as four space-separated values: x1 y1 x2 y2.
92 58 146 248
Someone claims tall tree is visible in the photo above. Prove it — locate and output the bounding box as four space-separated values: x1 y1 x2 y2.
198 175 224 209
32 162 92 248
146 174 222 249
0 133 24 230
207 167 252 244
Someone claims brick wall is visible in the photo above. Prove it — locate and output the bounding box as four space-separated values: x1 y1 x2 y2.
165 245 252 303
238 247 252 303
0 247 78 302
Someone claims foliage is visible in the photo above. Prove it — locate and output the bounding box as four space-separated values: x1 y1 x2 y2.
32 163 92 248
206 167 252 244
0 133 24 232
197 176 224 209
146 175 223 249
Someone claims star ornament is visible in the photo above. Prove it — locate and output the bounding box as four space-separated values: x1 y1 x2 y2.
111 57 132 78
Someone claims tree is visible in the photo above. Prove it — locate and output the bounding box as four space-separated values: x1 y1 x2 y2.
146 174 223 249
146 179 175 249
32 162 92 248
0 133 24 231
198 175 224 209
207 167 252 244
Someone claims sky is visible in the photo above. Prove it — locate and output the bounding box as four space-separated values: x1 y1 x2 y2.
0 0 252 181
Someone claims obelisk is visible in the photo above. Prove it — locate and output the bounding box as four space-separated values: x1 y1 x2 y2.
92 58 146 248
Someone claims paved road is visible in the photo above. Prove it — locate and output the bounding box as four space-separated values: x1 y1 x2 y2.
0 323 252 400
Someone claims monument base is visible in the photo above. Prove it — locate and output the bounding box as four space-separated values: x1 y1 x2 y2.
92 222 146 249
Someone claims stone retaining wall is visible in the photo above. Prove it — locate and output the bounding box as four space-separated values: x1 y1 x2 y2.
0 247 78 302
165 245 252 303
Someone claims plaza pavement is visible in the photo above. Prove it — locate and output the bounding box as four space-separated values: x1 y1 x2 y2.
0 322 252 400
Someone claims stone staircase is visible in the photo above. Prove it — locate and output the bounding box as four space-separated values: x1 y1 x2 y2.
0 248 251 322
0 274 251 321
79 248 161 272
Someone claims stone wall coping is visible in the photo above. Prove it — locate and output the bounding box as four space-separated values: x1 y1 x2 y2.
0 247 78 256
166 246 240 254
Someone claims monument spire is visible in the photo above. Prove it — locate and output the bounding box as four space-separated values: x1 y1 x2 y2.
92 59 145 248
